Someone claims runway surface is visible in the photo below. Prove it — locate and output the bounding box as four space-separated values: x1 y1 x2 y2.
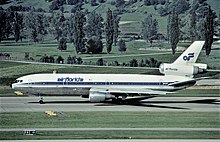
1 128 220 132
1 96 220 112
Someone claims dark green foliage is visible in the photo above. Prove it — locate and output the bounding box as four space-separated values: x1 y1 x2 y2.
24 52 29 60
86 11 103 40
105 9 114 54
14 12 24 42
40 54 55 63
118 38 126 53
142 14 158 41
203 6 215 55
67 55 76 64
50 12 67 41
67 56 83 64
175 0 190 14
0 8 7 42
49 0 66 11
73 10 86 53
144 0 159 6
113 13 120 46
58 37 67 51
86 36 103 54
0 53 10 57
129 58 138 67
160 0 166 5
0 0 9 4
67 0 82 5
158 0 189 16
56 56 64 63
189 8 197 41
23 12 47 42
89 0 98 6
218 12 220 37
98 0 105 3
115 0 125 8
96 58 104 66
145 58 161 68
169 9 179 54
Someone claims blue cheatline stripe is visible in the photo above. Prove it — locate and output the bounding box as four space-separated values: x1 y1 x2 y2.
23 81 174 86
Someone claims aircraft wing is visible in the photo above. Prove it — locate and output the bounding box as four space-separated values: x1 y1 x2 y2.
91 87 171 95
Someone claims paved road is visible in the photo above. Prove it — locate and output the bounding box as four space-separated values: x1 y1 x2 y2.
1 96 219 112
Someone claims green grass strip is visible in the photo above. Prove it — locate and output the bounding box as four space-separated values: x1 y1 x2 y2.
1 130 220 140
1 112 219 129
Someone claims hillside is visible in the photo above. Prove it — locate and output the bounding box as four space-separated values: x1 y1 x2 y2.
1 0 219 36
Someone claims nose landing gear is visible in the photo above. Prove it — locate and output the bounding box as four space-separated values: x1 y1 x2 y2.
39 96 44 104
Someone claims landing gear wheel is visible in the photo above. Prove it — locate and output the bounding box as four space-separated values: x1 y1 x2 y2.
39 97 44 104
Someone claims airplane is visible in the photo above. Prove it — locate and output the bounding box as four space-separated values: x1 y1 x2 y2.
12 41 209 104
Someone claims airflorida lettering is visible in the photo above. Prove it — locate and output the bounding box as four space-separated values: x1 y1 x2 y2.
57 77 84 82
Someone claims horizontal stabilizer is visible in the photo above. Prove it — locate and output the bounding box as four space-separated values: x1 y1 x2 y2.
168 80 196 87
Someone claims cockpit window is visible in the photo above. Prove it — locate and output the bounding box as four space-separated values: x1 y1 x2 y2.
16 80 23 83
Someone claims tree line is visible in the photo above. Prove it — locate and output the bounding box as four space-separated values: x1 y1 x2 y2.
0 7 123 54
0 0 219 56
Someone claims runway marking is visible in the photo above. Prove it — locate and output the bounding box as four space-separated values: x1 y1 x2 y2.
1 128 220 132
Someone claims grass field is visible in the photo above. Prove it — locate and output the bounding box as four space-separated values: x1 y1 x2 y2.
1 130 219 140
1 112 219 128
0 111 219 139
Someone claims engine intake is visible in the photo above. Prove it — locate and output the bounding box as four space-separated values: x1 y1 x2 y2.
89 91 115 102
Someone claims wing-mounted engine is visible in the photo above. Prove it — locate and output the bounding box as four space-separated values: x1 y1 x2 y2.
89 88 115 102
159 63 207 77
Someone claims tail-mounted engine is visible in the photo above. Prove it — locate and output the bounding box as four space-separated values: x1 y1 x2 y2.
159 63 207 77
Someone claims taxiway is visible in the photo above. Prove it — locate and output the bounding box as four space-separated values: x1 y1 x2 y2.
0 96 219 112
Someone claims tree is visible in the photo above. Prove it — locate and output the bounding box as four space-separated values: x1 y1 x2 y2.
217 12 220 37
58 37 67 51
0 8 7 42
73 9 86 53
175 0 190 14
105 9 114 54
145 58 161 67
0 0 9 4
115 0 125 9
50 12 66 41
113 13 120 46
14 12 24 42
24 12 47 42
142 14 158 42
96 58 104 66
189 8 197 41
167 14 171 43
89 0 97 6
203 6 215 55
86 36 103 54
129 59 138 67
4 10 14 40
118 38 126 53
169 9 179 54
56 56 64 63
85 11 103 40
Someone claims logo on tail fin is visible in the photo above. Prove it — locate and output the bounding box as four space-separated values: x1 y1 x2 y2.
183 53 194 61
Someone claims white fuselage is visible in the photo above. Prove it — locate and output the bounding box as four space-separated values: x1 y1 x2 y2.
12 73 192 96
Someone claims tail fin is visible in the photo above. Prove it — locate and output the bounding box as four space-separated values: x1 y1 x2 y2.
173 41 205 65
